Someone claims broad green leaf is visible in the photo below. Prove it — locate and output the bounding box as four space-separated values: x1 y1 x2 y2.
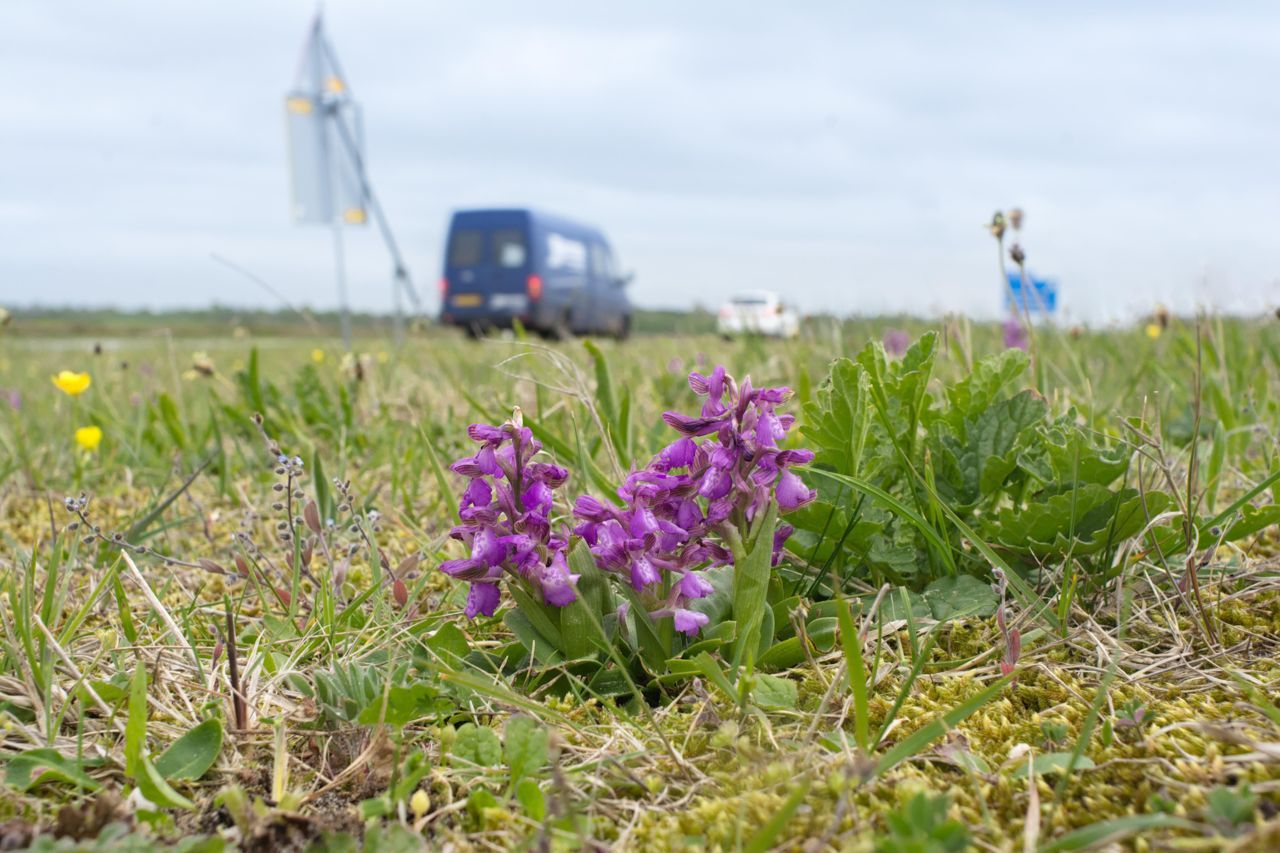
922 575 998 622
1221 503 1280 542
987 485 1173 557
136 754 195 810
424 622 470 666
751 673 797 711
357 683 447 727
154 718 223 781
504 716 549 788
945 348 1030 421
515 777 546 820
504 609 564 665
451 723 501 768
4 749 100 792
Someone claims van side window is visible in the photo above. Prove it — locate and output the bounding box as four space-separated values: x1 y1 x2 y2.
492 229 527 268
590 244 615 279
448 230 482 267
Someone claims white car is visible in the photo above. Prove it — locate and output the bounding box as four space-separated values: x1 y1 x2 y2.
716 291 800 339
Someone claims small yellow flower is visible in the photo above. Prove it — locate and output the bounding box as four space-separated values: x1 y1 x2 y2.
410 788 430 818
1145 323 1162 339
311 348 325 364
376 351 389 364
75 425 103 451
52 370 92 396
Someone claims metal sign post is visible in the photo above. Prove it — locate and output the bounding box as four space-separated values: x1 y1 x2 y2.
284 13 420 348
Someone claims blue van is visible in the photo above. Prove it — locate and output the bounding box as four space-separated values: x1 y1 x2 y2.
439 208 632 339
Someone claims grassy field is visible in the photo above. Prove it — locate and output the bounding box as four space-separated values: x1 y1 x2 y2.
0 315 1278 851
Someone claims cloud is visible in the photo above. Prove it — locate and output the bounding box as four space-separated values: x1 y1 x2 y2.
0 1 1276 321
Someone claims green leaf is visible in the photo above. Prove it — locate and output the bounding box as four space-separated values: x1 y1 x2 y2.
560 542 610 660
1037 814 1196 852
515 777 546 820
504 716 549 789
1221 503 1280 542
751 673 797 711
802 358 878 478
451 723 501 768
945 348 1030 421
357 683 447 727
125 661 148 779
154 718 223 781
837 597 869 751
136 754 195 810
424 622 470 666
922 575 998 622
730 501 780 667
4 749 100 793
988 485 1173 557
504 609 564 666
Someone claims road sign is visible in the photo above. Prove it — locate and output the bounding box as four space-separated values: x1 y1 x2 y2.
1006 271 1058 315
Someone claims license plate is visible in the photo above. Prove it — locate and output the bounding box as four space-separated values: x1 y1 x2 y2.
490 293 528 311
452 293 482 308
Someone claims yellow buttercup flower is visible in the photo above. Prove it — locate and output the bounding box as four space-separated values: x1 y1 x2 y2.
1145 323 1162 339
75 425 102 451
311 348 326 364
52 370 92 396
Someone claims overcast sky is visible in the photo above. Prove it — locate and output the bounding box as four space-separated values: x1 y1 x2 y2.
1 2 1277 322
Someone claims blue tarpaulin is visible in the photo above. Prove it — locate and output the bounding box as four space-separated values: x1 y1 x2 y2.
1006 272 1058 314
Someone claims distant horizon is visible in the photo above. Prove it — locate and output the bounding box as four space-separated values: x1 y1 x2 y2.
7 300 1270 327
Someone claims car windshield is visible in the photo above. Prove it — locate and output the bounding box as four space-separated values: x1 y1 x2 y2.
731 296 770 306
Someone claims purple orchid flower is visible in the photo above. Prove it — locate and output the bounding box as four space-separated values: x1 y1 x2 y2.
882 328 910 358
1003 315 1029 350
572 365 814 637
439 411 578 618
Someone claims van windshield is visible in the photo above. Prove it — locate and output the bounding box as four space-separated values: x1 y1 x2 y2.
448 230 482 267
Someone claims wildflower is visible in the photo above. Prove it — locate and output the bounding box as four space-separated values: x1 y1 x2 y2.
1008 207 1024 230
3 389 19 411
882 329 910 358
191 352 215 377
439 411 577 617
52 370 91 396
75 425 103 451
183 352 215 381
1145 323 1162 339
573 365 814 635
1002 316 1028 350
410 788 430 819
987 211 1006 240
311 348 325 364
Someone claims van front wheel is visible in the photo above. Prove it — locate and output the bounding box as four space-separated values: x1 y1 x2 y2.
615 315 631 341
